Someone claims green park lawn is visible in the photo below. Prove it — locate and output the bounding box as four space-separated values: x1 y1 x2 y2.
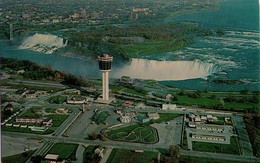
22 106 42 117
45 108 57 113
48 95 67 104
46 114 69 127
105 123 158 144
92 110 109 124
154 113 181 123
106 148 158 163
47 143 78 160
175 95 221 108
2 150 35 163
192 137 240 155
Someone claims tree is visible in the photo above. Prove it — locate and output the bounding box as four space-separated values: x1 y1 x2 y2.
31 155 42 163
168 145 180 163
240 89 249 94
100 133 108 141
91 132 97 140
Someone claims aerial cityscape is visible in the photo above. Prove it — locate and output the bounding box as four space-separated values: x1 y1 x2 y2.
0 0 259 163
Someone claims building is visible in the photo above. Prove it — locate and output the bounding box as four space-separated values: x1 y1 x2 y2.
117 76 135 85
115 109 123 115
195 115 201 122
120 116 131 123
17 69 25 74
196 124 224 131
191 133 225 141
148 113 160 120
16 117 52 126
188 121 196 128
67 95 88 104
44 154 65 163
98 54 113 101
201 115 207 122
123 101 133 107
162 104 177 110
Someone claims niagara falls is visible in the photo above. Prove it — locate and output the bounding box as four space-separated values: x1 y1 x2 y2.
112 58 219 81
19 33 67 54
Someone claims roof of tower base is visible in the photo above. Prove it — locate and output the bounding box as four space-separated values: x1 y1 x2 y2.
99 53 112 58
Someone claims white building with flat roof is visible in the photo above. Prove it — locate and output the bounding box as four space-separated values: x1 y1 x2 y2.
162 104 176 110
120 116 131 123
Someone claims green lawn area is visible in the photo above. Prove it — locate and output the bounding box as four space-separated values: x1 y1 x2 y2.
48 95 67 104
45 108 57 113
22 106 42 117
106 148 158 163
121 88 147 97
107 124 139 135
48 143 78 160
121 40 189 57
154 113 182 123
223 102 258 111
105 123 158 144
92 110 109 124
2 150 35 163
192 137 240 155
175 95 221 107
46 114 69 127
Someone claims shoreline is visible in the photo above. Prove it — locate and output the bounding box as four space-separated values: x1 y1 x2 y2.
166 2 221 20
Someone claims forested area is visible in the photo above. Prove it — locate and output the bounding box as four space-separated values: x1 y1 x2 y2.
0 57 94 87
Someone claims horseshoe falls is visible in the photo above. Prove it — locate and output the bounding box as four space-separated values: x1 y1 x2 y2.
112 58 219 81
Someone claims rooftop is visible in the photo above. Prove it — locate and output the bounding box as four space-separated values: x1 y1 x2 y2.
99 53 113 58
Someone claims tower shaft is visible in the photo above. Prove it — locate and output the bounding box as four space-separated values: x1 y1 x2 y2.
102 71 109 101
98 53 113 102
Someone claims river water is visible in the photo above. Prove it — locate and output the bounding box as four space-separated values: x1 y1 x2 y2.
0 0 259 91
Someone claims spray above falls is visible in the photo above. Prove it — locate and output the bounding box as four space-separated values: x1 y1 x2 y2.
19 33 68 54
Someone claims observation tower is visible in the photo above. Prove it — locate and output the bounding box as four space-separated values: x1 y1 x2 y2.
98 54 113 101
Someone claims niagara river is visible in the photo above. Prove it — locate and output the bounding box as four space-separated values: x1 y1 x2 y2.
0 0 259 91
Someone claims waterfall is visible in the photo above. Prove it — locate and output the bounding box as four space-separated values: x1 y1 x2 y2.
19 33 67 54
112 58 219 80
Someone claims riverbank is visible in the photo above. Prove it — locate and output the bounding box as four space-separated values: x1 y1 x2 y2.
166 2 220 20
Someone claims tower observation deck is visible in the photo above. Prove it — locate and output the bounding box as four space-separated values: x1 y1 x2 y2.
98 54 113 101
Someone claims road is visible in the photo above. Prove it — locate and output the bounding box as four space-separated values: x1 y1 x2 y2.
8 79 67 89
72 144 85 163
52 109 82 136
2 131 259 163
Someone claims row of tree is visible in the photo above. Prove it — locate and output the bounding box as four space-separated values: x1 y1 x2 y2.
244 110 260 157
0 57 94 87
